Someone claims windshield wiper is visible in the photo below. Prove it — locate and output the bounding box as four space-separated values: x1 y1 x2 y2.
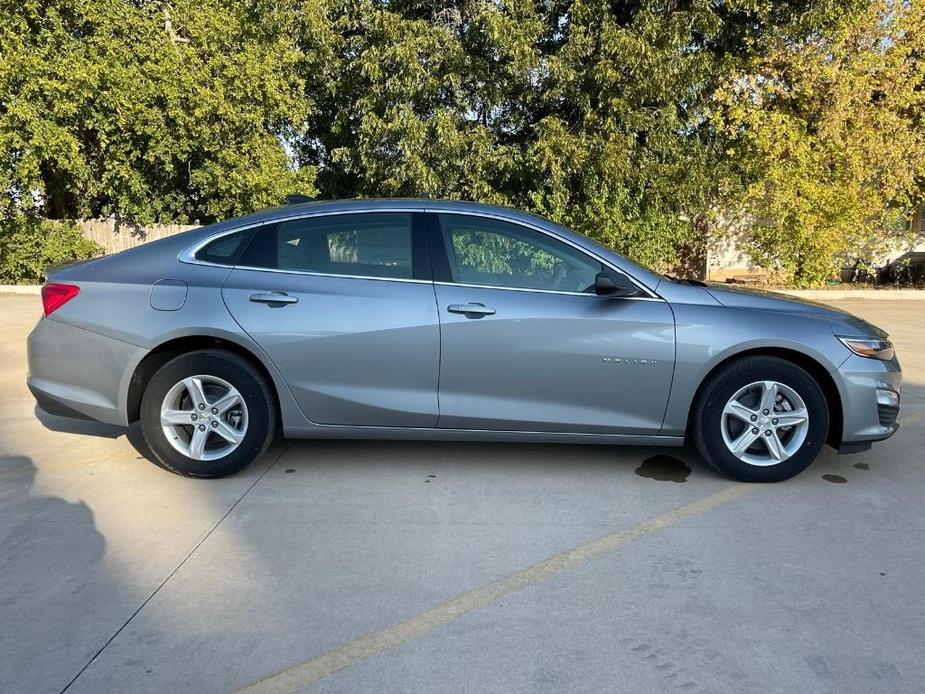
665 275 707 287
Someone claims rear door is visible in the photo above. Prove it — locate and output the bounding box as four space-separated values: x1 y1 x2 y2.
430 212 675 434
221 211 440 427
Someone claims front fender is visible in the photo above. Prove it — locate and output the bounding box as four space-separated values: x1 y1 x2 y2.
661 304 850 436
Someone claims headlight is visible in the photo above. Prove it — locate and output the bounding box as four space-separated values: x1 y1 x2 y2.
837 337 895 361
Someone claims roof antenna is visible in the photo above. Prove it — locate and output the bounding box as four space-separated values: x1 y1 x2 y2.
285 194 314 205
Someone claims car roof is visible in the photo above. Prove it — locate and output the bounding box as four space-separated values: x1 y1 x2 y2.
223 198 551 228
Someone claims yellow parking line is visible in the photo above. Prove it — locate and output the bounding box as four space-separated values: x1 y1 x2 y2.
238 483 757 694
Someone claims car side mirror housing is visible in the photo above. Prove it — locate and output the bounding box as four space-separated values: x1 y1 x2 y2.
594 271 640 297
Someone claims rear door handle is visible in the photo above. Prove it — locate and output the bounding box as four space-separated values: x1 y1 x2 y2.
249 292 298 305
447 303 495 316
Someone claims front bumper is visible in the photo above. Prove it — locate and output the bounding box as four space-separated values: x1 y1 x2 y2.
27 316 145 426
836 353 902 449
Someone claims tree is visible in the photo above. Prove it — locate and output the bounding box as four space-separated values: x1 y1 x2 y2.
0 0 313 224
294 0 739 270
3 0 922 284
296 1 861 272
714 0 925 285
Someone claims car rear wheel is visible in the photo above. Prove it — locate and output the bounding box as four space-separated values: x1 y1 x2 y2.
140 350 275 477
692 356 829 482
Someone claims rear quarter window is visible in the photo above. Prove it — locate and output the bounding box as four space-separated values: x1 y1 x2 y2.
194 229 256 266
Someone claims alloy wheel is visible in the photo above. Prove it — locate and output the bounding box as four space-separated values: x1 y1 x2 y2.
720 380 809 467
160 375 248 461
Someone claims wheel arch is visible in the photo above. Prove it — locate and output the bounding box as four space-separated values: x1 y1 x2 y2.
126 334 283 425
686 347 844 448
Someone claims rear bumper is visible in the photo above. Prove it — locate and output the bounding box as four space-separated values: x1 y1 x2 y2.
27 317 145 426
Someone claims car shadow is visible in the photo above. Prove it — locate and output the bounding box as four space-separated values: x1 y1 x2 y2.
272 437 720 481
34 404 126 439
34 403 168 469
32 398 719 480
124 422 172 469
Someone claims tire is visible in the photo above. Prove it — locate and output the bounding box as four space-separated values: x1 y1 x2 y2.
140 350 276 478
691 356 829 482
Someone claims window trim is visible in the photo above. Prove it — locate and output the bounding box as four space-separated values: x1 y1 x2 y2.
223 265 434 285
426 211 660 300
179 207 662 300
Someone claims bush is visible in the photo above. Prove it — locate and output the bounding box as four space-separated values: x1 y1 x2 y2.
0 217 103 284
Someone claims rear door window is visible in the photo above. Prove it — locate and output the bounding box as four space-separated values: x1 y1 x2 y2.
240 213 415 280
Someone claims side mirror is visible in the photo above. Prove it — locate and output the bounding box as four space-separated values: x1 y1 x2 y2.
594 271 640 297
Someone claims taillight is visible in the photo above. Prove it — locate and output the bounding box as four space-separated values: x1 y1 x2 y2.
41 283 80 317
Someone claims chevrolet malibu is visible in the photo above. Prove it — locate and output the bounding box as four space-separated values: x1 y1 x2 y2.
27 199 901 481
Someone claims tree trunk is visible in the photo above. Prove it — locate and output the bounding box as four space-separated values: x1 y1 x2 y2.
39 161 77 220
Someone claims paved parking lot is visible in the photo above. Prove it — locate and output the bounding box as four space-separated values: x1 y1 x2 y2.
2 295 924 694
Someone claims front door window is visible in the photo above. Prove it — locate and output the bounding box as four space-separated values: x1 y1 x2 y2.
438 214 602 293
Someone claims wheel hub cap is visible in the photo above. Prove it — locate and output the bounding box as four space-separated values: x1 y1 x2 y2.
160 375 248 462
720 380 809 467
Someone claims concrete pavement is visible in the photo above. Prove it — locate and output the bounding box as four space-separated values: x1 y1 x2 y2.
1 296 924 693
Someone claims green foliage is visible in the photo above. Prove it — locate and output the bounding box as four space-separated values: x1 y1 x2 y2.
296 0 921 274
1 1 922 282
714 0 925 286
300 0 753 270
0 217 102 283
0 0 313 224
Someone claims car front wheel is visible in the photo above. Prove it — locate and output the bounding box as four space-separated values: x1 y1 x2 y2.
692 355 829 482
140 350 275 477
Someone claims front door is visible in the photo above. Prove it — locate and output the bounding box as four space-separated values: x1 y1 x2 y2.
430 213 675 434
221 211 440 427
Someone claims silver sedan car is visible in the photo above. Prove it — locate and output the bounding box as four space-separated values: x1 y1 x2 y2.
27 199 901 481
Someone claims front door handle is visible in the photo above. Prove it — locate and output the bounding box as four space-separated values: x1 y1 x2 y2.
447 303 495 317
249 292 298 305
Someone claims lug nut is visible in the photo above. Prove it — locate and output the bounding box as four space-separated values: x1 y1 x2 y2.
772 418 778 425
198 403 205 410
211 420 218 428
198 424 206 431
764 430 772 436
750 415 757 422
762 409 770 415
191 413 197 421
751 427 759 434
211 407 218 414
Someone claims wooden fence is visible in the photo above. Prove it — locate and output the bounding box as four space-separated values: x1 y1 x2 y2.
78 219 200 255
